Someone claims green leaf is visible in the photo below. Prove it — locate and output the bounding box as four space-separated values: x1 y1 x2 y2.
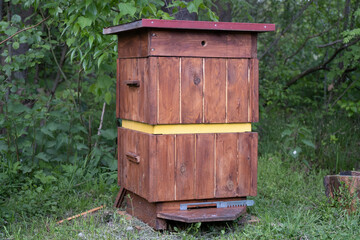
12 42 19 50
0 140 8 152
301 139 316 149
118 3 137 17
5 27 18 36
11 14 21 23
36 152 49 162
104 92 111 104
187 2 198 14
77 16 92 29
101 129 117 140
89 35 94 48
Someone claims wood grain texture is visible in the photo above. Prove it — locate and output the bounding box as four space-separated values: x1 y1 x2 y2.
250 59 259 122
116 59 120 118
119 128 150 200
117 128 123 186
215 133 239 198
149 30 255 58
249 132 258 196
237 133 251 196
157 57 180 124
157 207 246 223
119 129 258 202
118 58 144 122
146 57 158 124
150 134 176 202
204 58 226 123
195 134 215 199
117 30 148 58
251 34 258 59
126 192 167 230
227 59 249 123
175 134 195 200
181 58 203 123
123 129 139 194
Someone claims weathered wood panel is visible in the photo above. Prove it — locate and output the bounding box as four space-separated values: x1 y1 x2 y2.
227 59 249 123
175 134 196 200
126 192 167 230
249 59 259 122
237 133 251 196
215 133 239 198
118 58 146 122
118 30 148 58
116 59 120 118
119 128 257 202
149 30 255 58
157 57 180 124
249 132 258 196
195 134 215 199
181 58 203 123
117 128 123 186
118 57 258 124
150 134 176 201
204 58 226 123
146 57 158 124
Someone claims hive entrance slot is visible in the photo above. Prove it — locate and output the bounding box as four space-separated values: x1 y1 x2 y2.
201 40 206 46
187 203 217 210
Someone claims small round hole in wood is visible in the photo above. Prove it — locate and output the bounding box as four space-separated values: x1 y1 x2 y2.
201 40 206 47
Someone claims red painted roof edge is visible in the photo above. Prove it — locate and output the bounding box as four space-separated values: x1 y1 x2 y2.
103 19 275 35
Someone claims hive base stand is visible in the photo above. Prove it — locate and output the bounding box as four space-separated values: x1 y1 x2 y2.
115 189 247 230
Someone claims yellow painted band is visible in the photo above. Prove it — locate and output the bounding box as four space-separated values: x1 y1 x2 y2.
121 120 252 135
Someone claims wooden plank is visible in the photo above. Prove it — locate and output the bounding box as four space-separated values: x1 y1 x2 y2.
135 58 145 122
175 134 195 200
237 133 251 196
204 58 226 123
156 197 246 212
227 59 249 123
195 134 215 199
150 30 255 58
249 59 259 122
157 207 246 223
249 132 258 196
119 128 152 199
104 19 275 35
123 129 139 194
251 34 258 58
126 192 167 230
150 134 175 202
138 130 149 199
117 128 123 186
118 58 139 121
114 186 127 208
116 59 120 118
157 57 180 124
215 133 238 198
117 30 148 58
147 57 158 124
181 58 203 123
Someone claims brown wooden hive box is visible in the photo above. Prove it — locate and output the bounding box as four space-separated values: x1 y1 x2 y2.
104 19 275 230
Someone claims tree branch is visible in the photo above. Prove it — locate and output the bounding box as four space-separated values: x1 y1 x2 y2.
317 39 343 48
284 37 360 89
0 16 49 45
259 0 314 60
330 78 358 108
284 28 332 64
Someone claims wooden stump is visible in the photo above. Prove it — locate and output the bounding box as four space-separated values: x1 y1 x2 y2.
324 171 360 212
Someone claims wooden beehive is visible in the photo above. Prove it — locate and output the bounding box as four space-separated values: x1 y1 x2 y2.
103 19 275 229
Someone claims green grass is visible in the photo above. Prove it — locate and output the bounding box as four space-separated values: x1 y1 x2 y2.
2 153 360 240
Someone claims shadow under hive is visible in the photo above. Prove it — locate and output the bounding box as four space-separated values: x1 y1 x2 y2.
103 19 275 230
